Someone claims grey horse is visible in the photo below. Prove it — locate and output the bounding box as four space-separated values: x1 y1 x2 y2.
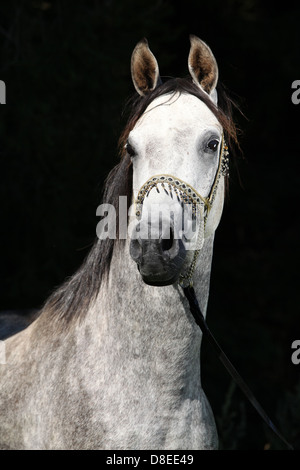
0 36 238 449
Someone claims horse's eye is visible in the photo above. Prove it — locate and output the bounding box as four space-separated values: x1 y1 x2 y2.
207 139 219 152
126 141 137 158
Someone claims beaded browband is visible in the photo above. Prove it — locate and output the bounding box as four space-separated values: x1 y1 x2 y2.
134 135 229 287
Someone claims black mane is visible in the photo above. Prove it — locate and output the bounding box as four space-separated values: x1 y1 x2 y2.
44 77 239 324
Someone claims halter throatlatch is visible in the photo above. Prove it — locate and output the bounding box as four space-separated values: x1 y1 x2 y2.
134 135 229 287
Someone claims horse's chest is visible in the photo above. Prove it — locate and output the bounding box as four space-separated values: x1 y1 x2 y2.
91 387 218 450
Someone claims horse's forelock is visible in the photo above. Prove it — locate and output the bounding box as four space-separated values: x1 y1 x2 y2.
119 77 240 161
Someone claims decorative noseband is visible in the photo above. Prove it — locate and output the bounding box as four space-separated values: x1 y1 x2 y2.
135 174 210 219
134 135 229 287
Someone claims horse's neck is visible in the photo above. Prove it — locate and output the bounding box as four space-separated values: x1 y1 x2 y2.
89 235 215 389
104 233 215 316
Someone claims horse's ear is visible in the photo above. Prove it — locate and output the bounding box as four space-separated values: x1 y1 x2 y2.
188 35 219 104
131 38 161 96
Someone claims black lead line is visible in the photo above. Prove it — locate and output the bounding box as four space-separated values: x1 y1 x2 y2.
183 285 294 451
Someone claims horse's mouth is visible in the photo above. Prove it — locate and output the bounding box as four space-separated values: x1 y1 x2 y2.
138 265 180 286
130 237 186 286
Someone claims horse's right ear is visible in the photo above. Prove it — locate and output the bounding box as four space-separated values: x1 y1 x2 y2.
131 38 161 96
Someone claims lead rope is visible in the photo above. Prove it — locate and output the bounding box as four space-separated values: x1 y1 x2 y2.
183 285 294 450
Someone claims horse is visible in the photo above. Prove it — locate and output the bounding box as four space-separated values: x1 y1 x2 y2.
0 36 238 450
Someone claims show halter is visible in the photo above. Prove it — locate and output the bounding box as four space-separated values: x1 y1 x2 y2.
134 136 293 450
134 135 229 287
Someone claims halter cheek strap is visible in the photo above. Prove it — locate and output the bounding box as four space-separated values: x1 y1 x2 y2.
134 135 229 287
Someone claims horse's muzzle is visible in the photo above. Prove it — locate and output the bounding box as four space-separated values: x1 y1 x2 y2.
130 225 186 286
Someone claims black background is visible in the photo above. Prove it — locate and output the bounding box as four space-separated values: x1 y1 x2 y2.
0 0 299 450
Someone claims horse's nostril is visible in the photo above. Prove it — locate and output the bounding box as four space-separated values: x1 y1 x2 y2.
130 238 142 262
161 228 174 252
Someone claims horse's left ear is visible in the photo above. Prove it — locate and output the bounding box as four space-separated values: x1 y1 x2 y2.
131 38 161 96
188 35 219 104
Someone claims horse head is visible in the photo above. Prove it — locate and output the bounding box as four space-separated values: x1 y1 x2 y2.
128 36 228 287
